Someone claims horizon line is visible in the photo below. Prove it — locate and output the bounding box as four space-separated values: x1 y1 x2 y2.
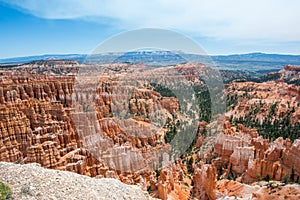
1 51 300 61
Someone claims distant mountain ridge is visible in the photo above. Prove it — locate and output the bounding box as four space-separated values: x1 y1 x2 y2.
213 52 300 62
1 52 300 75
0 54 87 64
1 52 300 64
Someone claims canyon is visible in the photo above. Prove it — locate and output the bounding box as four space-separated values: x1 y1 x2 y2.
0 61 299 199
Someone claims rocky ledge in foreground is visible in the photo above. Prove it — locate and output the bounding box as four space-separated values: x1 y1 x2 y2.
0 162 153 200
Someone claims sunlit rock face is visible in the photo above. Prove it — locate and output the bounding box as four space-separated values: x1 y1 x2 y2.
212 121 300 183
1 62 300 199
195 120 300 199
192 162 217 200
216 179 300 200
0 73 109 177
0 73 159 179
227 81 300 125
0 62 197 198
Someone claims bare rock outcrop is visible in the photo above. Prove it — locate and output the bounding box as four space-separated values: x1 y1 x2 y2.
0 162 154 200
213 121 300 183
217 179 300 200
192 162 217 200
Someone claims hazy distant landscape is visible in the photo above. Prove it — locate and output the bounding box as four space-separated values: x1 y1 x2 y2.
2 52 300 76
0 1 300 200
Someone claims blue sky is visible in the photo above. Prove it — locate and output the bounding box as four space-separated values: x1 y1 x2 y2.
0 0 300 58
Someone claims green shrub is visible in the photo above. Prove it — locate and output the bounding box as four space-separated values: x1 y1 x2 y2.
187 157 194 174
282 175 289 184
0 182 12 200
263 174 270 182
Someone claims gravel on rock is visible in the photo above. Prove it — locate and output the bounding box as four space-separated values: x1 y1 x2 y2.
0 162 153 200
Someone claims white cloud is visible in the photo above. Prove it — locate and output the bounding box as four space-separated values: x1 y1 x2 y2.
3 0 300 41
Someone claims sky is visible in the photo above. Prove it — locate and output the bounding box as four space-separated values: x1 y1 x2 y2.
0 0 300 59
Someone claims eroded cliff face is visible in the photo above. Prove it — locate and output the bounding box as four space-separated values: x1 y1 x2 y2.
227 81 300 124
0 74 110 177
0 63 189 199
189 121 300 199
216 179 300 200
280 65 300 84
192 162 217 200
156 164 190 200
1 63 300 200
212 122 300 183
226 80 300 145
